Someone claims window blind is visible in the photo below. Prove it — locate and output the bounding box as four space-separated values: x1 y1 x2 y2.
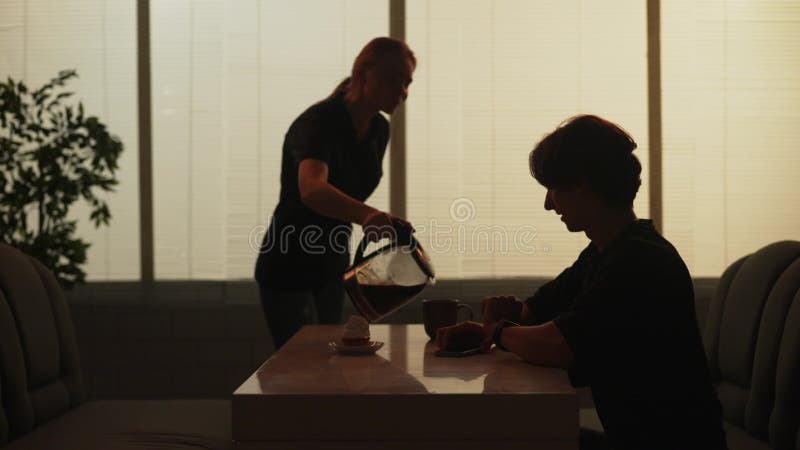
0 0 139 280
662 0 800 276
151 0 389 279
405 0 649 278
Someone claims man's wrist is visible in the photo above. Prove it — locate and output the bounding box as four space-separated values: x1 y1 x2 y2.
492 319 520 352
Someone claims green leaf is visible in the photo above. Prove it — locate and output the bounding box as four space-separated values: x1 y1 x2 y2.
0 69 122 287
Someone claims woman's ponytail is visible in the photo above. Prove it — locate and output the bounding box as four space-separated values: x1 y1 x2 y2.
328 77 351 100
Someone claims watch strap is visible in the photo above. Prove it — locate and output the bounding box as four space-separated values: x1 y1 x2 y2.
492 319 520 352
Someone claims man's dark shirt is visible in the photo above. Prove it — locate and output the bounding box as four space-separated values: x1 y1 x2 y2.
255 92 388 290
525 220 727 450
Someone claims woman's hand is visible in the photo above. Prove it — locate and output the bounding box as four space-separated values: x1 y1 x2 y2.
361 210 414 242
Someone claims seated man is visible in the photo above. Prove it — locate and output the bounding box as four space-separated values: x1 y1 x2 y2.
437 115 728 450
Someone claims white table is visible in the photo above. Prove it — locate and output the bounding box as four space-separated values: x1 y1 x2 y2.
233 324 578 450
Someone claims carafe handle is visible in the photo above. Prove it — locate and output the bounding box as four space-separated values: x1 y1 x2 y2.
353 224 417 267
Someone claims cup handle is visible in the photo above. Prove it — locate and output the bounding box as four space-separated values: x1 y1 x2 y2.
457 303 474 322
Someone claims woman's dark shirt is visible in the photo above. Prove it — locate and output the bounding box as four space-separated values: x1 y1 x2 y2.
525 220 727 450
255 92 389 290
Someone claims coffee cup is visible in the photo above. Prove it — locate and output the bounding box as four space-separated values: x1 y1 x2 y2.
422 299 474 340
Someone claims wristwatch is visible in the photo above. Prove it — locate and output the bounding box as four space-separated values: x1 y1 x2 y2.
492 319 520 352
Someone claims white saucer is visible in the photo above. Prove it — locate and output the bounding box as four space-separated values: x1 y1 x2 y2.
329 341 384 356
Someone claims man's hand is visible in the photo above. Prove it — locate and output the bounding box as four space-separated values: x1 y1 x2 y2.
435 321 486 351
481 295 523 325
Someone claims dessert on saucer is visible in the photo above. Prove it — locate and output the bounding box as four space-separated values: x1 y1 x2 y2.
330 315 383 355
341 315 370 346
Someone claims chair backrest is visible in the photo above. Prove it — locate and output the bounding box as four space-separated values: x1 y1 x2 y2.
704 240 800 450
0 375 7 444
0 244 85 445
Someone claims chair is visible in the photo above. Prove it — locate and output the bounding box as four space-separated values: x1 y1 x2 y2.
704 240 800 450
0 243 232 450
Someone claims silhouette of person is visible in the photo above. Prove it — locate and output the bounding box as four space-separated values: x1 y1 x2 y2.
437 115 728 450
254 37 416 350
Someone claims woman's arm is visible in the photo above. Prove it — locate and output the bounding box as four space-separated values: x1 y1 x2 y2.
299 158 412 239
298 158 377 224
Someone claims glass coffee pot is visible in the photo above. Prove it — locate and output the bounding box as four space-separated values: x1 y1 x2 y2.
344 230 435 323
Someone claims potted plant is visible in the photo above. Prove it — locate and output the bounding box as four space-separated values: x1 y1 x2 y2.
0 70 123 288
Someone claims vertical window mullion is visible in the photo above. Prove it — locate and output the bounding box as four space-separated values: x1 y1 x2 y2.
137 0 154 283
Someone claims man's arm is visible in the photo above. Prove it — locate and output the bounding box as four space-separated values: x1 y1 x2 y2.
500 321 575 368
519 302 533 324
522 255 588 325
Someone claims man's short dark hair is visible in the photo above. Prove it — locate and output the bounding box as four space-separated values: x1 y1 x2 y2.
529 114 642 210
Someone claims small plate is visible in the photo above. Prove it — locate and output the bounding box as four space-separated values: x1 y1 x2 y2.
329 341 384 356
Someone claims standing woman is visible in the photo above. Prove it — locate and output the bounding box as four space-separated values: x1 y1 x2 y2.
255 37 416 350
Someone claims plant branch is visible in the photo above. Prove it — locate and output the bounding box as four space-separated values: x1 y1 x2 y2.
0 70 122 288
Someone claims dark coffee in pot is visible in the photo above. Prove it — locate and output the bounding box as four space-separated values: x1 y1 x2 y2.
360 284 426 316
345 278 426 322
